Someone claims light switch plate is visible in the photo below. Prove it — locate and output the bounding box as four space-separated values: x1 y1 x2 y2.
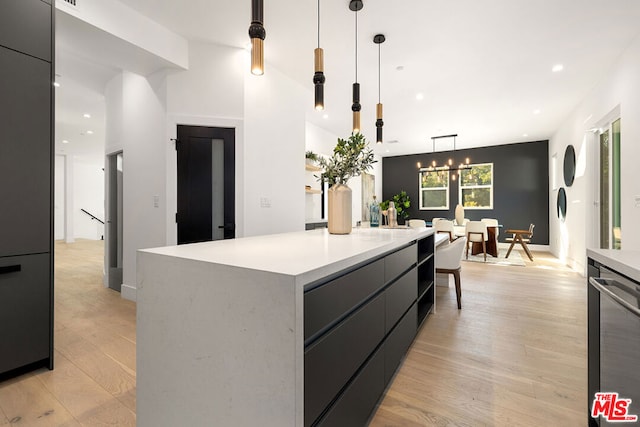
635 195 640 208
260 197 271 208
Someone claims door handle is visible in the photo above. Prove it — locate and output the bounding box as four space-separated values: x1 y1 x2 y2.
0 265 21 275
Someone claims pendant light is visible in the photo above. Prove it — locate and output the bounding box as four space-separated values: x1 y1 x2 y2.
350 0 363 133
313 0 325 110
374 34 385 144
424 134 471 181
248 0 266 75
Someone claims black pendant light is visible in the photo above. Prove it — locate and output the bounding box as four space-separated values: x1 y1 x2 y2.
374 34 385 144
313 0 325 110
248 0 266 75
350 0 363 133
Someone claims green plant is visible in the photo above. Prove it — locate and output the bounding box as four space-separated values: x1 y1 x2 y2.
305 150 320 163
392 190 411 219
317 133 376 185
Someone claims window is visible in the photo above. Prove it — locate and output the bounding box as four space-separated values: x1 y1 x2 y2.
419 169 449 210
459 163 493 209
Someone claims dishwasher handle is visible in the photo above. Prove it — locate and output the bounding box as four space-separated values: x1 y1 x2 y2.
589 277 640 318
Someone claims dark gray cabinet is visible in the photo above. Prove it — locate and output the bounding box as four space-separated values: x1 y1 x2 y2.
0 47 52 257
0 254 51 373
0 0 52 62
0 0 53 377
304 236 434 426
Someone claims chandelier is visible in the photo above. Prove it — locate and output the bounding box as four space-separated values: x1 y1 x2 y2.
419 134 471 181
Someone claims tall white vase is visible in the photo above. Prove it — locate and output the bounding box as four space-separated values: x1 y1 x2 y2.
455 203 465 226
327 184 352 234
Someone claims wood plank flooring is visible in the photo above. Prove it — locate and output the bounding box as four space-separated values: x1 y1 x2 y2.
0 240 587 426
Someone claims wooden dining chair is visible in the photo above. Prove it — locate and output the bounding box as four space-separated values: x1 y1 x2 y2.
506 223 534 244
465 221 488 261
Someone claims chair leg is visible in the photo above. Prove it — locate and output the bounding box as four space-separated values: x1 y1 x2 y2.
482 241 486 262
465 239 469 259
453 269 461 309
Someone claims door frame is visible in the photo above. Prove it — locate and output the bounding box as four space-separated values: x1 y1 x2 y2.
587 106 621 250
166 116 244 246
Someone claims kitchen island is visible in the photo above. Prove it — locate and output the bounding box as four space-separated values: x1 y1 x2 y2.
136 227 436 427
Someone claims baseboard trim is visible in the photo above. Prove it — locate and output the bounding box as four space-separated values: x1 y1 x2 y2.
121 284 137 302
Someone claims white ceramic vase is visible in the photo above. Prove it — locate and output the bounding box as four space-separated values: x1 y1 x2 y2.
455 203 465 226
327 183 352 234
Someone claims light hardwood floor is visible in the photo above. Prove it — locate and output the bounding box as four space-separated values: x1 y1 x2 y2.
0 240 587 426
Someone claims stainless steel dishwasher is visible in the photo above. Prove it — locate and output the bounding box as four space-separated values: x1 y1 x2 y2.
588 266 640 426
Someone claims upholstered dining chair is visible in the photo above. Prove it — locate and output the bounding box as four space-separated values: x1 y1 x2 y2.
435 236 466 309
481 218 500 245
408 219 426 228
465 221 488 261
435 219 456 241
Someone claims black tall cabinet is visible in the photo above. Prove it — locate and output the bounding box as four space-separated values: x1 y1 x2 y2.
0 0 54 376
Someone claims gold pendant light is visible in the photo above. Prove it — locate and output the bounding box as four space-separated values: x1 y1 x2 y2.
350 0 363 133
313 0 325 110
374 34 385 144
249 0 266 75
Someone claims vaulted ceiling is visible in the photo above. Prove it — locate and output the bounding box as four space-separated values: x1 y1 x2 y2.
57 0 640 158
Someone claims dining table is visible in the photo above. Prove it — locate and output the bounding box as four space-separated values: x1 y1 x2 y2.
471 225 500 258
505 228 534 261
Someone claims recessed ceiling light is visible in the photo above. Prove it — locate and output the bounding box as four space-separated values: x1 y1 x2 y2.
83 113 91 119
322 114 329 119
416 93 424 101
53 82 60 87
523 133 528 137
86 130 94 135
552 64 564 72
533 109 541 115
396 65 404 71
62 139 69 144
385 149 390 153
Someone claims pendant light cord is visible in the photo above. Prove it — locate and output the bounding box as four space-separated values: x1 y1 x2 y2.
317 0 320 49
355 10 358 83
378 43 381 103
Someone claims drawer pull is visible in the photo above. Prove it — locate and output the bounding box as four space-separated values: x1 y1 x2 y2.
0 265 21 275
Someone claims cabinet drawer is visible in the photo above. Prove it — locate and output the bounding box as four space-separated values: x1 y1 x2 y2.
0 47 51 257
384 303 417 385
316 345 385 427
0 253 51 374
385 268 417 334
304 294 385 426
0 0 52 61
304 259 384 341
384 243 416 283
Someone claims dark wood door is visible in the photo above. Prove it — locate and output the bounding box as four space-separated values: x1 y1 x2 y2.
176 125 235 244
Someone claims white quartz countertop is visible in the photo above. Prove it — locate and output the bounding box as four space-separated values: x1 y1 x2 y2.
140 227 435 286
587 248 640 282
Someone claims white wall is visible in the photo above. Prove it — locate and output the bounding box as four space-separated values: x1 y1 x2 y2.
105 70 167 300
54 155 66 240
550 34 640 272
55 0 188 69
73 161 105 240
243 61 307 237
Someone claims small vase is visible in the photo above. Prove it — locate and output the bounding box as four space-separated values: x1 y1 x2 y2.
328 183 352 234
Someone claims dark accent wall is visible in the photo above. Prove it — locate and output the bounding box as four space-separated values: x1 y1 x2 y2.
383 141 549 244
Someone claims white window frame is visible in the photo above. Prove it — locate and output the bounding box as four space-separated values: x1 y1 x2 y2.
458 163 494 210
419 169 450 210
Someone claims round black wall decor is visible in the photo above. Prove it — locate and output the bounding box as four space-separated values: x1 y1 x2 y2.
563 145 576 187
557 187 567 221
